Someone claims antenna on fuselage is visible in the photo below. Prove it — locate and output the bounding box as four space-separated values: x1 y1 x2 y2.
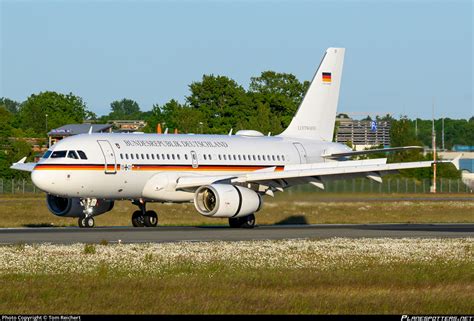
228 128 233 136
267 132 271 136
164 128 169 134
88 125 93 134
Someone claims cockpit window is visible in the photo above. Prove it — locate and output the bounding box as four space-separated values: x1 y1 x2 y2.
67 151 79 159
51 150 67 158
77 150 88 160
42 150 52 159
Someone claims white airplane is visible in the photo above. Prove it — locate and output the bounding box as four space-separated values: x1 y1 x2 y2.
11 48 445 228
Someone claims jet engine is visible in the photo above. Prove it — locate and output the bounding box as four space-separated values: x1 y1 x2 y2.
194 184 262 218
46 195 114 217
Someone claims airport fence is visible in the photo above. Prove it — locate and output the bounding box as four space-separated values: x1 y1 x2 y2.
0 177 472 195
286 177 473 194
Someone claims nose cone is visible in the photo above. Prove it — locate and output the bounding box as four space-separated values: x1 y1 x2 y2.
31 170 52 193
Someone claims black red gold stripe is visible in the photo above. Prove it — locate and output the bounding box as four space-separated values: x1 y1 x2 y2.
34 164 285 172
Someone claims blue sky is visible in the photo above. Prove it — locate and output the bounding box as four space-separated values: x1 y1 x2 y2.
1 0 472 119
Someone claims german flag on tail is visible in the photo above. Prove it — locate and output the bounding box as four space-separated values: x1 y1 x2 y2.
322 72 332 83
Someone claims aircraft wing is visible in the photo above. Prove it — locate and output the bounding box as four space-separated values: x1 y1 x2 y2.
322 146 423 159
175 158 435 190
10 157 36 172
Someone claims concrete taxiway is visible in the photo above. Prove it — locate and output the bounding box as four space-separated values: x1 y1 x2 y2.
0 223 472 244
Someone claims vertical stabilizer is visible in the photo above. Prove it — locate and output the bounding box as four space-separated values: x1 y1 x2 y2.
279 47 345 141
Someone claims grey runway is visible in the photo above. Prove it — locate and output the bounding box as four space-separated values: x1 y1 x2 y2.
0 223 472 244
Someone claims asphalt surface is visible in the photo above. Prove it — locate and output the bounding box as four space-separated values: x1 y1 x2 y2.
0 223 472 244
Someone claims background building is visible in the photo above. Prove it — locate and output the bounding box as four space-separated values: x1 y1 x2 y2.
48 124 113 146
108 120 147 133
335 115 391 150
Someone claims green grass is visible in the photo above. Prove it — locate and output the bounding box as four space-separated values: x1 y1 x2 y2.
0 262 472 314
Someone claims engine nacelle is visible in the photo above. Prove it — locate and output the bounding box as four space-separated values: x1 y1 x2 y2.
46 195 114 217
194 184 262 218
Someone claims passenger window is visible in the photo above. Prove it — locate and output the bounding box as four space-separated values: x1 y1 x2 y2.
126 154 129 160
131 154 134 160
157 154 160 160
51 150 67 158
141 154 144 159
136 154 139 159
185 154 188 160
262 155 266 161
238 155 241 161
177 154 180 160
119 153 123 160
253 155 256 161
42 150 52 159
146 154 149 160
204 154 207 160
282 155 285 161
257 155 261 161
223 155 227 160
243 155 246 161
162 154 165 160
272 155 275 161
209 154 212 160
277 155 280 161
167 154 170 160
218 155 221 160
67 151 79 159
151 154 155 160
77 150 88 160
233 155 236 160
172 154 175 160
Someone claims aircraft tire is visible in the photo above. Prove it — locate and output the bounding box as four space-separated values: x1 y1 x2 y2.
132 210 145 227
240 214 256 229
228 214 256 228
143 210 158 227
78 217 94 228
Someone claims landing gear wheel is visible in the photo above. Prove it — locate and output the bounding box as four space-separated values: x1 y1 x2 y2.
78 217 95 228
143 210 158 227
132 210 145 227
240 214 256 228
228 214 256 229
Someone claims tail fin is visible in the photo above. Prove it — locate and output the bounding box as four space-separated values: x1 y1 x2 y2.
279 47 345 141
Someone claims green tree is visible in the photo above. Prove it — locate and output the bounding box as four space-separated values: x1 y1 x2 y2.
0 98 20 114
187 75 251 134
248 71 308 130
108 99 141 120
18 92 88 135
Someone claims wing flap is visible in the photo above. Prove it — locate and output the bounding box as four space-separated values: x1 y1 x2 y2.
322 146 423 158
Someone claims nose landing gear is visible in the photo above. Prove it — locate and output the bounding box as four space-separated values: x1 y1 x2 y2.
131 200 158 227
78 216 95 228
78 198 96 228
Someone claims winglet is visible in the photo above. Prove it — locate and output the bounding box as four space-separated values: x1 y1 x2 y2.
16 157 27 164
88 126 93 134
451 154 462 171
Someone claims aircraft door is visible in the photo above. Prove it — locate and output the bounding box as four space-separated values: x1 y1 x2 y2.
190 151 198 168
293 142 308 164
97 140 117 174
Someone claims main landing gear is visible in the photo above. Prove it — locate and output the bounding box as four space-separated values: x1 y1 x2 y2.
228 213 256 229
131 200 158 227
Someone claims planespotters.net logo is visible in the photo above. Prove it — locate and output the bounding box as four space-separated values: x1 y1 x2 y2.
402 316 474 321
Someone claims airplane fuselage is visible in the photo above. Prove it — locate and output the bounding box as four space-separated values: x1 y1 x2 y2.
32 132 350 201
